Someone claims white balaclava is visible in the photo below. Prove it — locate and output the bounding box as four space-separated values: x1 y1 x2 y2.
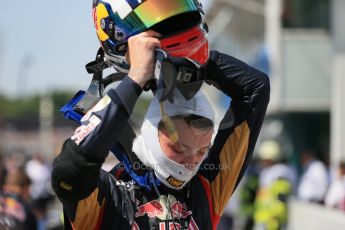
132 90 215 189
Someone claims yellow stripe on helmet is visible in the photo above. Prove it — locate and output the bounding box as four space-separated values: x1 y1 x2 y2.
93 4 110 42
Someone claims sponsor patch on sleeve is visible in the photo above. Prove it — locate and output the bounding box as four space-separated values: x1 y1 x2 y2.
71 115 101 145
81 95 111 122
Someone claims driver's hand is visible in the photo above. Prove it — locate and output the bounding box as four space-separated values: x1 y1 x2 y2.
127 30 161 88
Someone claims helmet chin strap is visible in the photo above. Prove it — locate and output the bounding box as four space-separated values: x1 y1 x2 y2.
104 52 130 73
68 47 207 118
153 49 206 102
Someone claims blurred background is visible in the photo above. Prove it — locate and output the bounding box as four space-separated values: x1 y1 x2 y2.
0 0 344 229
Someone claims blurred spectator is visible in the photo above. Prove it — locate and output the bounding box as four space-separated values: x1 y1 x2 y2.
25 153 52 200
237 158 260 230
25 153 53 230
217 197 237 230
5 151 27 175
0 167 37 230
254 140 296 230
297 149 328 203
324 162 345 210
0 150 7 190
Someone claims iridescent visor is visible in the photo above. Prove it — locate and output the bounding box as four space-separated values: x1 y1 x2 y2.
133 0 199 28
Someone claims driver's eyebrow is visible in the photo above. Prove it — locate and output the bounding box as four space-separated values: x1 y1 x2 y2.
178 142 192 149
178 142 210 150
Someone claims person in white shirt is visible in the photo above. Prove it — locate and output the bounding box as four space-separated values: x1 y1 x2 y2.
325 162 345 210
297 149 329 203
25 154 52 201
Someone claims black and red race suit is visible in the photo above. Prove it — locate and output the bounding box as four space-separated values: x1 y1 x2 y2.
51 51 270 230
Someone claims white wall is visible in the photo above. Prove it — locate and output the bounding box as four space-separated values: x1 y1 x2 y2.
288 198 345 230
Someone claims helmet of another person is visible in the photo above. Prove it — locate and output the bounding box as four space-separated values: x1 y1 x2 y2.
257 140 283 162
92 0 208 72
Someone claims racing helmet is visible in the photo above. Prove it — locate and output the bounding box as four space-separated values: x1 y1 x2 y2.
92 0 209 72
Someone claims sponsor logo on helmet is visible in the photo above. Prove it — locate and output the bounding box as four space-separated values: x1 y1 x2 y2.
166 176 185 188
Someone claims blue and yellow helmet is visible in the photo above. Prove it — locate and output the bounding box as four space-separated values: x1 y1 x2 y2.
92 0 206 71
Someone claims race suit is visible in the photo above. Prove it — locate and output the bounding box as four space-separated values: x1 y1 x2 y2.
51 50 270 230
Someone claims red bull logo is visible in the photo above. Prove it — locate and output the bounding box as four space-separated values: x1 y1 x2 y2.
134 196 199 229
170 201 192 219
135 200 164 218
135 199 193 220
